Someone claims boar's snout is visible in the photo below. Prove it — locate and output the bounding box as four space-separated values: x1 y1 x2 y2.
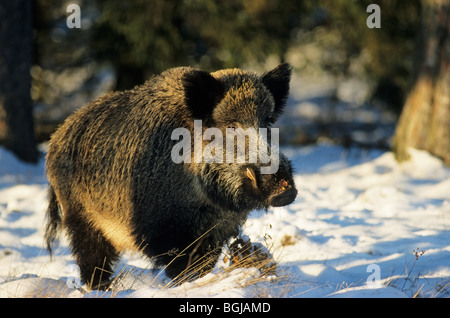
268 185 297 207
244 166 297 208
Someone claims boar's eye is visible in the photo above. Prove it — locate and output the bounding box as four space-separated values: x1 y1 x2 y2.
226 122 239 130
261 115 275 127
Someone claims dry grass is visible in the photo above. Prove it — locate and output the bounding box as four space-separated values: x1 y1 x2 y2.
100 232 293 297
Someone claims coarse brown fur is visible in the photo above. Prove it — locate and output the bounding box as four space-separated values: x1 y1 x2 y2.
45 64 297 290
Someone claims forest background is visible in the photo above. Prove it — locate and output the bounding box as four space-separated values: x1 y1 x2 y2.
0 0 448 167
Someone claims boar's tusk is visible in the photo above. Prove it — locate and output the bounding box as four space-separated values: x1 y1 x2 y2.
246 167 258 189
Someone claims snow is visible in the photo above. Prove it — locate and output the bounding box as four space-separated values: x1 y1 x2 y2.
1 141 449 298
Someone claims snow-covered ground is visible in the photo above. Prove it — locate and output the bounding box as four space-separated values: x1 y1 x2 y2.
0 141 449 298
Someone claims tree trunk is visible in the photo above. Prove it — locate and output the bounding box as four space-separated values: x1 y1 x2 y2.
393 0 450 166
0 0 38 163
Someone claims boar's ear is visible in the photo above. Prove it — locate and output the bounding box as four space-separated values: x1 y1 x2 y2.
182 70 225 120
262 63 292 121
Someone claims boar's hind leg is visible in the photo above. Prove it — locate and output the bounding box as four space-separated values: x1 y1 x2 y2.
65 209 120 290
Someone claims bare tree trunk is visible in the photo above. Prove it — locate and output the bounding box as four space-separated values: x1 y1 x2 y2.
0 0 38 163
393 0 450 166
